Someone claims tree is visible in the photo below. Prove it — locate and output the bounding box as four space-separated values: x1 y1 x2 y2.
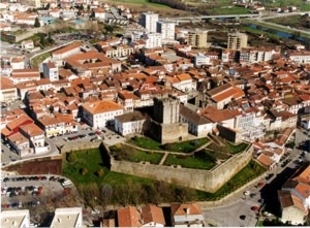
34 17 41 28
90 10 96 20
67 152 77 162
99 184 113 209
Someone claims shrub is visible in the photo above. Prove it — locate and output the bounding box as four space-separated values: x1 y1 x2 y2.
67 152 77 162
96 168 104 177
80 167 88 175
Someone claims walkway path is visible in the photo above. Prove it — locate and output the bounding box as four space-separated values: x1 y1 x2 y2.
159 153 168 165
122 139 212 156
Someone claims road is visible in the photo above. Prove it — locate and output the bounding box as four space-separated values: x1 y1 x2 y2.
202 128 308 227
252 13 310 36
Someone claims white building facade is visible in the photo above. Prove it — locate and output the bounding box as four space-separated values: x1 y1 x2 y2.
157 21 175 40
144 33 162 49
140 12 158 33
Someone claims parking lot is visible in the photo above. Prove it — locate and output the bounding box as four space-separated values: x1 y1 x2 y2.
1 175 72 209
51 124 126 148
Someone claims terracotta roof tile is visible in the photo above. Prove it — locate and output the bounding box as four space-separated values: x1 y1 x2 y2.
117 206 142 227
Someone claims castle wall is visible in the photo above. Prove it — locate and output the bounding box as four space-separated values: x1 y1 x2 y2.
109 143 253 193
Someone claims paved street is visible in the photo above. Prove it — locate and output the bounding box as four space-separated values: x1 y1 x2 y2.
203 128 308 227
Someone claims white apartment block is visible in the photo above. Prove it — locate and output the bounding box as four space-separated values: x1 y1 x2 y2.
289 51 310 64
157 21 175 40
43 62 59 81
82 100 124 129
195 54 211 66
140 12 158 33
144 33 162 49
114 111 146 136
239 48 279 63
131 31 144 42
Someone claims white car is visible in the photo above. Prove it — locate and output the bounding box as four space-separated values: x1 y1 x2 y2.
243 191 250 196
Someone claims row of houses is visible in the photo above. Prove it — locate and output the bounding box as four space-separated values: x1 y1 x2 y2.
1 202 205 227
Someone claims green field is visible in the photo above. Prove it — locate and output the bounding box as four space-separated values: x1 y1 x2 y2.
163 151 216 169
262 0 310 11
208 6 250 15
110 144 164 164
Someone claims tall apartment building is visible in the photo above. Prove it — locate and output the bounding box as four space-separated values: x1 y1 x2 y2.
143 33 162 49
43 62 59 81
187 30 208 48
227 32 248 50
140 12 159 33
157 21 175 40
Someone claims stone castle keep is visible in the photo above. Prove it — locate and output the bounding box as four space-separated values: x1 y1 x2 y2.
150 96 188 144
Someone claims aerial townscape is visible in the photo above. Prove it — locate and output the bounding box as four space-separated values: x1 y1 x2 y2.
0 0 310 227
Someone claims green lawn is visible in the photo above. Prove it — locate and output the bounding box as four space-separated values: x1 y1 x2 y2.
165 137 209 153
205 150 232 160
208 141 249 154
129 136 162 150
31 52 51 67
228 142 249 154
163 151 216 169
129 136 209 153
110 144 163 164
62 148 156 186
124 150 164 164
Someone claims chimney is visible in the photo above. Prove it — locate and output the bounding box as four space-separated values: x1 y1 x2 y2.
185 207 190 215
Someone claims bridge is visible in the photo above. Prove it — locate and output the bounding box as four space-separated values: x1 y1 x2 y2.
160 11 307 24
160 14 260 23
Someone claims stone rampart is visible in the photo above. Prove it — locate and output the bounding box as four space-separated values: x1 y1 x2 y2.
108 143 253 193
60 141 102 153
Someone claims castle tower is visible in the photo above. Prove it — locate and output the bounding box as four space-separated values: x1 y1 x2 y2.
153 96 180 124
